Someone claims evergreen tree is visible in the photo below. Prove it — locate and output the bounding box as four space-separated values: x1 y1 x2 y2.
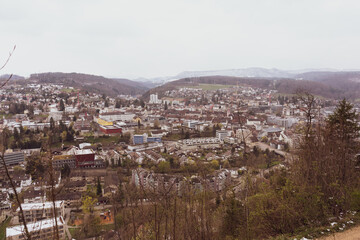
61 164 71 178
140 99 145 108
326 99 360 184
13 128 20 142
97 177 102 196
327 99 360 144
50 117 55 130
59 99 65 111
115 100 121 108
221 196 245 238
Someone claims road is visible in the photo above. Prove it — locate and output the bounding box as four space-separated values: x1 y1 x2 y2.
64 208 72 240
250 142 294 163
318 225 360 240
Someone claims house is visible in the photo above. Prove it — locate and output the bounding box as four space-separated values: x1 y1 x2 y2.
99 124 122 134
7 217 65 240
99 111 135 122
3 152 25 166
246 118 261 126
216 130 229 140
105 150 122 166
17 201 64 224
52 155 76 170
65 180 87 193
144 150 165 163
69 169 106 184
205 152 217 161
22 187 46 204
56 192 82 207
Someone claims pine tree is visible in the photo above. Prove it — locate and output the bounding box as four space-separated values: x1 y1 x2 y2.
115 100 121 108
140 99 145 108
50 117 55 130
59 99 65 111
327 99 360 184
97 177 102 196
13 128 20 142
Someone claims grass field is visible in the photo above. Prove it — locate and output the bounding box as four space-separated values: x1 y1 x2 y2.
68 223 115 238
273 92 325 99
186 84 235 91
85 135 120 144
68 227 78 237
0 217 11 240
61 88 75 93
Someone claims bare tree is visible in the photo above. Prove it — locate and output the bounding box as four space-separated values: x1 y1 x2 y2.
0 45 33 239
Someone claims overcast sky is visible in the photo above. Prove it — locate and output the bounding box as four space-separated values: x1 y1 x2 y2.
0 0 359 79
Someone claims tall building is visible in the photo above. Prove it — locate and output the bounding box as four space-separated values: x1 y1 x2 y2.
74 149 95 168
216 130 229 140
7 217 65 240
133 133 148 145
133 133 162 145
149 93 160 104
17 201 64 224
3 152 25 166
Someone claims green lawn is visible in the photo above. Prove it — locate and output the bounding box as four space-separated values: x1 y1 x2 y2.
0 113 14 119
68 227 78 237
68 224 114 238
273 92 325 99
186 84 235 91
51 141 77 148
162 133 183 141
85 135 120 144
0 217 11 240
61 88 75 93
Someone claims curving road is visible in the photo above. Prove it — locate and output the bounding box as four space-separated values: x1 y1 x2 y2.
317 225 360 240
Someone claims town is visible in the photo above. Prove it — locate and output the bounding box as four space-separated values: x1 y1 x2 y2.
0 80 359 240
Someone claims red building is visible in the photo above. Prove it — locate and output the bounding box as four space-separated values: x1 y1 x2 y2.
75 149 95 168
99 125 122 134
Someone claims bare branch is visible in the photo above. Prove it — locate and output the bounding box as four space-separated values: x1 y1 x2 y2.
0 74 13 89
0 153 32 240
0 45 16 90
0 45 16 71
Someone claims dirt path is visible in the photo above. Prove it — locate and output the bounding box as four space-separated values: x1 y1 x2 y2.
318 225 360 240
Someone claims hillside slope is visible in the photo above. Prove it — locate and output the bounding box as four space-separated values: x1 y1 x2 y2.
27 72 149 96
143 75 348 100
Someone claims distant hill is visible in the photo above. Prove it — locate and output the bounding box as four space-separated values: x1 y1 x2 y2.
26 72 150 96
137 68 294 85
295 71 360 99
143 75 356 100
0 74 25 81
295 71 360 82
136 67 345 85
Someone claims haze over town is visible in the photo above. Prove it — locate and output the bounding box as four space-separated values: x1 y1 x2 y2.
1 1 360 240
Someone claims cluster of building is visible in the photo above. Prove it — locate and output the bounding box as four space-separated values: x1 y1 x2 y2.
0 80 353 239
6 201 65 240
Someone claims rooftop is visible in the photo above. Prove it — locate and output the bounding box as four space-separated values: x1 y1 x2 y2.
17 201 63 211
7 217 64 237
75 149 94 155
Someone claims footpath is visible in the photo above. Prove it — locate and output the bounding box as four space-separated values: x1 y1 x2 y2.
318 225 360 240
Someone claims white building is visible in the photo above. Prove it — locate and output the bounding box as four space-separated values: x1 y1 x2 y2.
216 130 229 140
7 217 65 240
149 93 161 104
99 112 135 122
17 201 65 224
